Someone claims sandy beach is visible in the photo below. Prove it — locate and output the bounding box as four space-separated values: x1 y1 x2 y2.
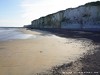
0 28 99 75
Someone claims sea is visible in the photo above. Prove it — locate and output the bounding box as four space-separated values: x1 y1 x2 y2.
0 28 33 41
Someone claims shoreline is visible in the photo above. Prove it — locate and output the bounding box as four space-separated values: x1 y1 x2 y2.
0 28 100 75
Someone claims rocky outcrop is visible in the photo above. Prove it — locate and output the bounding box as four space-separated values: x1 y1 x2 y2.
30 1 100 31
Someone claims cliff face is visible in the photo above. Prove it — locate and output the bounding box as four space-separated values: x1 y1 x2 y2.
31 1 100 30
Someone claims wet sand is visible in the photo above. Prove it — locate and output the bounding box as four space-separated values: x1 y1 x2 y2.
0 28 98 75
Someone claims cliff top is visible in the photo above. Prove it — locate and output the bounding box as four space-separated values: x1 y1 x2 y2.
85 1 100 6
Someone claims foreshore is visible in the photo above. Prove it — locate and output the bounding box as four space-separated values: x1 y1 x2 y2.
0 28 100 75
32 28 100 75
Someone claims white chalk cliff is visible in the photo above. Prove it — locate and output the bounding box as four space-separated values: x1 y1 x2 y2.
29 1 100 31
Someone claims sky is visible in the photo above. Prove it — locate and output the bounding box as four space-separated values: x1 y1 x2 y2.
0 0 98 27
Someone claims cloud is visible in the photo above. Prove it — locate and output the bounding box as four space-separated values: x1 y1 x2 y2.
20 0 71 24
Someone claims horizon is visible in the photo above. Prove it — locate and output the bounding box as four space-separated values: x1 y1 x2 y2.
0 0 98 27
